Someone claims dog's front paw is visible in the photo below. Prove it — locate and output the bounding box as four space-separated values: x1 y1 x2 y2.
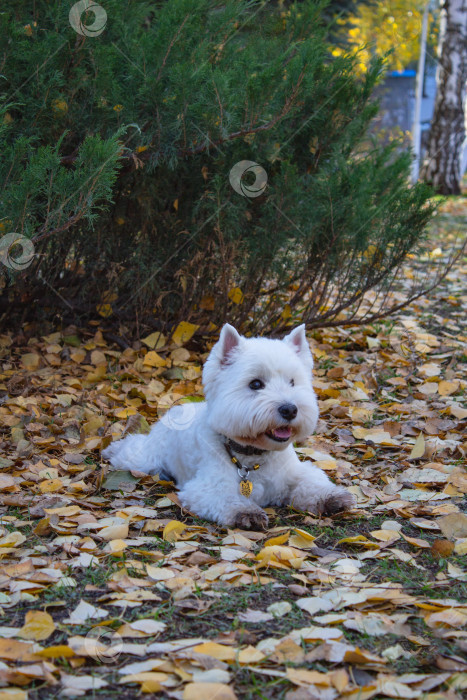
232 510 268 530
321 488 355 515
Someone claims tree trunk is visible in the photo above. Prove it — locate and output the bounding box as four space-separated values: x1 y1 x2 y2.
421 0 467 194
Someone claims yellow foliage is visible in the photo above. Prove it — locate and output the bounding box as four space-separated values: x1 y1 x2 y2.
345 1 438 72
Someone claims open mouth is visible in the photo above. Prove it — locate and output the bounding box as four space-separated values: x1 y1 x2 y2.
266 426 293 442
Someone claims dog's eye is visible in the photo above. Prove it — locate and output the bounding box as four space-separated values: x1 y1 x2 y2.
290 379 295 387
249 379 265 391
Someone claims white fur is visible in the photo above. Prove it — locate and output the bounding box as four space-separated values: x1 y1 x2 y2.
102 324 354 527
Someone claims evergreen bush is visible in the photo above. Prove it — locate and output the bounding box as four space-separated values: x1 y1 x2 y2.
0 0 436 336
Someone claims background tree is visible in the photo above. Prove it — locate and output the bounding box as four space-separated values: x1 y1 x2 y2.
0 0 445 338
338 0 438 71
421 0 467 194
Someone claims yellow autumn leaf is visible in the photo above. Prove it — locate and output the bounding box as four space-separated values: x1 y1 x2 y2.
313 459 337 471
264 531 290 547
454 539 467 555
237 645 266 664
96 303 113 318
52 98 68 114
141 680 162 693
438 513 467 539
0 689 28 700
183 682 237 700
425 609 467 628
370 529 401 542
409 433 425 459
228 287 244 304
352 427 396 444
36 645 76 659
400 533 430 548
21 353 40 370
191 642 237 661
256 544 305 569
44 505 82 516
18 611 56 641
343 647 385 664
106 539 128 554
91 349 106 366
99 523 129 541
120 672 169 687
39 478 64 493
337 535 380 549
438 380 459 396
289 528 316 550
143 350 167 367
162 520 187 542
141 332 167 350
0 638 39 661
287 668 331 686
0 532 26 547
114 407 138 419
331 668 350 692
172 321 199 346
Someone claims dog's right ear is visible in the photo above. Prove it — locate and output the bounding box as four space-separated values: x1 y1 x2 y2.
219 324 241 365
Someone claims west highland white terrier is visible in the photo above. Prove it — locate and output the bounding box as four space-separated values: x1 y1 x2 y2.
103 324 355 529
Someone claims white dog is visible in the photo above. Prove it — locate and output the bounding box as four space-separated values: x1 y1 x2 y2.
103 324 355 528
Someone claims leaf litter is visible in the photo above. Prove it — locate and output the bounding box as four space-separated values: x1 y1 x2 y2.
0 199 465 698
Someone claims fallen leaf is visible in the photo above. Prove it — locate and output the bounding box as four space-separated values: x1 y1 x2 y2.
438 513 467 540
0 690 28 700
172 322 199 346
0 639 39 662
237 609 273 623
267 601 292 618
61 672 108 692
192 642 237 662
286 668 331 686
183 683 237 700
425 609 467 628
163 520 187 542
18 611 55 641
63 600 108 625
409 433 425 459
431 540 454 558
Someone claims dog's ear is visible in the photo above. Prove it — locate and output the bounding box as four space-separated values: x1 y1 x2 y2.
283 324 313 369
219 324 241 365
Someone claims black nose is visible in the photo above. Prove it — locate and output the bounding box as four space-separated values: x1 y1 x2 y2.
278 403 298 421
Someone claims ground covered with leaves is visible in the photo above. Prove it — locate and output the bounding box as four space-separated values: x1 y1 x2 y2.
0 199 465 700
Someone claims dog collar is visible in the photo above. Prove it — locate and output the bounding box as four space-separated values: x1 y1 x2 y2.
225 438 266 457
224 441 260 498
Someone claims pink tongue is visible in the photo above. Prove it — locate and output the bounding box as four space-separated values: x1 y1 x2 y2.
273 427 292 439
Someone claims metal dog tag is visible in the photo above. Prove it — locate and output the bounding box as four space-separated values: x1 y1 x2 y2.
239 479 253 498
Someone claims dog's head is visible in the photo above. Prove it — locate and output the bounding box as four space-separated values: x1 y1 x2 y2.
202 323 318 451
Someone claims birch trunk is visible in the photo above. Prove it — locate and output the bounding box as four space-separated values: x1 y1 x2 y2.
422 0 467 194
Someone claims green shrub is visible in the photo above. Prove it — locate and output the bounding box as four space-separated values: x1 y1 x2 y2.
0 0 435 335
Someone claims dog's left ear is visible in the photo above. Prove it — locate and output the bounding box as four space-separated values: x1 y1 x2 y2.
283 324 313 369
